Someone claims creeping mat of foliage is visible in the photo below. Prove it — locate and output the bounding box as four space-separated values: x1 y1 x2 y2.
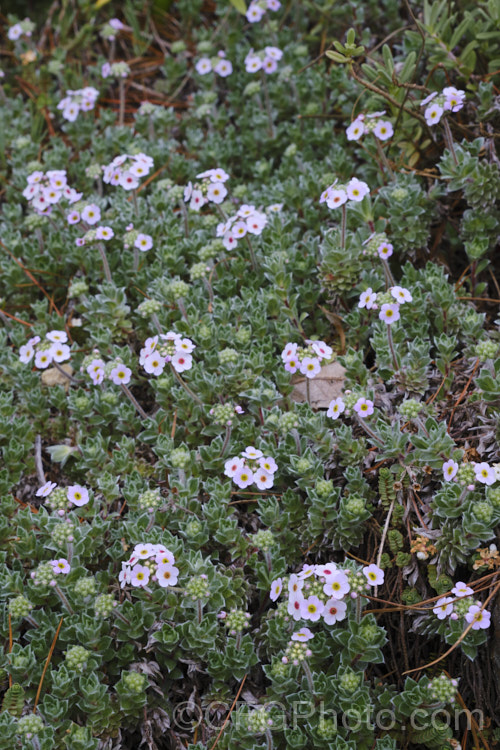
0 0 500 748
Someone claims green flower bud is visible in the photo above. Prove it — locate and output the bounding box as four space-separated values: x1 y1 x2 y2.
17 714 44 736
8 596 33 619
65 645 91 672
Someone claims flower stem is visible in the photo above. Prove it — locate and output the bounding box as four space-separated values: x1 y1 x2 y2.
442 117 458 166
381 258 395 288
341 203 347 251
114 609 132 627
180 201 190 237
170 365 203 406
152 313 163 335
235 632 242 651
25 614 39 629
261 71 275 139
197 599 203 625
291 428 302 456
145 512 155 533
245 235 257 271
54 584 74 615
306 377 311 406
375 138 395 179
98 242 112 283
386 324 400 373
302 661 315 692
120 384 149 420
265 728 274 750
133 246 139 272
355 595 362 623
118 78 125 126
355 415 384 446
53 362 80 385
219 424 232 457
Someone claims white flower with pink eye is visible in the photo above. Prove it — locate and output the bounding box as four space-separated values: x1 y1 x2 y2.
47 330 68 344
214 59 233 77
346 118 366 140
67 485 89 507
390 286 412 304
223 231 237 250
119 566 132 588
259 456 278 474
19 343 35 364
292 627 314 641
451 581 474 598
373 120 394 140
325 188 347 209
51 558 71 575
254 469 273 490
353 397 374 418
323 598 347 625
156 563 179 587
281 342 298 363
288 573 303 595
346 177 370 202
379 303 400 324
35 350 53 369
36 481 57 498
315 563 338 580
363 564 384 586
433 596 454 619
81 204 101 225
323 570 350 599
301 596 325 621
143 353 165 376
131 564 150 587
224 457 245 478
190 189 206 211
50 343 71 363
171 351 192 373
134 233 153 252
246 211 267 235
207 182 227 204
288 592 304 620
300 357 321 379
358 288 377 310
110 364 132 385
327 397 345 420
233 466 254 489
424 102 443 126
442 459 459 482
377 242 393 259
311 341 332 360
270 577 283 602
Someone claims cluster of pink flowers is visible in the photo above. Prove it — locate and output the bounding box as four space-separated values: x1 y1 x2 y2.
246 0 281 23
103 152 153 190
270 562 384 625
442 459 497 486
119 543 179 589
140 332 195 375
433 581 491 630
319 177 370 210
19 330 70 370
244 46 283 74
36 481 89 507
358 285 412 325
84 355 132 386
184 167 230 211
346 111 394 142
281 339 333 379
22 170 82 215
420 87 465 126
57 87 99 122
195 51 233 77
216 204 267 251
327 395 374 420
224 447 278 490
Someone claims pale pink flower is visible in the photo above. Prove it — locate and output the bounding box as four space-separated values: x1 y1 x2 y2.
346 177 370 202
363 564 384 586
443 459 459 482
81 204 101 225
259 456 278 474
67 211 80 225
300 357 321 379
223 231 237 250
246 3 266 22
281 342 298 363
36 481 57 498
451 582 474 598
67 485 89 507
130 564 150 587
207 182 227 203
246 212 267 235
373 120 393 140
443 86 465 112
301 595 325 621
327 397 345 420
233 466 254 489
284 357 299 374
143 353 165 376
311 341 332 360
46 330 68 343
291 627 314 641
325 188 347 209
50 343 71 363
346 117 365 141
190 190 206 211
433 596 454 619
35 350 53 369
110 364 131 385
214 59 233 77
353 397 374 418
135 233 153 251
96 226 114 240
263 57 278 74
390 286 412 304
156 563 179 587
288 573 303 595
377 242 393 259
254 469 273 490
19 343 35 364
288 591 304 620
465 605 491 629
359 288 377 310
171 351 192 372
51 558 71 575
379 303 400 324
425 102 443 126
474 462 496 486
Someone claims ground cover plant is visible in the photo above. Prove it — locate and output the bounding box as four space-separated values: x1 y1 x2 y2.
0 0 500 747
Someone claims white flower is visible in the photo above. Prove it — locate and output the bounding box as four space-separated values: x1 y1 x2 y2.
358 288 377 310
346 118 365 141
346 177 370 202
424 102 443 126
195 58 212 75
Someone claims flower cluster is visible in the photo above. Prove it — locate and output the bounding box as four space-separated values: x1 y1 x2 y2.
195 51 233 77
216 204 268 250
270 562 384 624
433 581 491 630
184 167 230 211
36 482 90 509
362 232 394 260
281 339 333 379
7 18 35 40
224 447 278 490
119 543 179 589
327 392 374 420
22 169 81 214
31 557 71 585
244 47 283 74
358 285 412 324
442 459 497 486
346 111 394 142
83 353 132 386
140 332 195 375
209 402 244 426
100 17 125 41
19 330 70 369
57 87 99 122
103 152 153 190
246 0 281 23
319 177 370 209
101 61 130 79
420 87 466 126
